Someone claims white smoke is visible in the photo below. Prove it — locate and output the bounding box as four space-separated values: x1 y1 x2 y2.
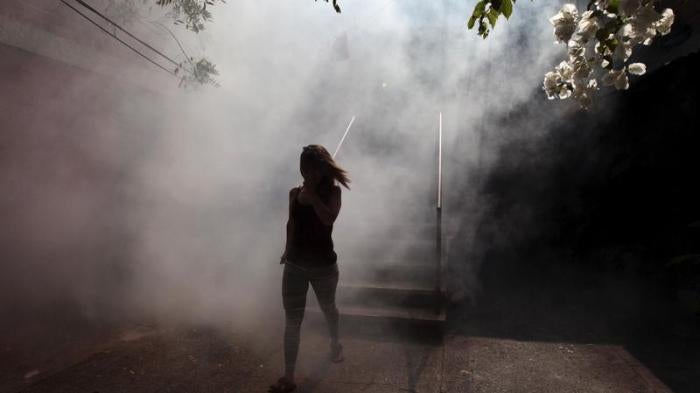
1 0 577 332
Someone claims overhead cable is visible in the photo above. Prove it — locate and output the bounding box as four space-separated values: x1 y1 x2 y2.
59 0 177 77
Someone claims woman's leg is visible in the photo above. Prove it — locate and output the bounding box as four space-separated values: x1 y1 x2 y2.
309 265 340 346
282 264 309 380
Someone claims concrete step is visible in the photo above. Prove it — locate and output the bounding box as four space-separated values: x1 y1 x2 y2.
337 281 441 309
307 302 445 337
341 262 439 287
335 303 445 323
337 228 440 241
336 238 438 253
307 277 446 337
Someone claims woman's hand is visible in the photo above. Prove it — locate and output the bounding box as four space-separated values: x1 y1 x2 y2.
309 186 341 226
298 185 320 205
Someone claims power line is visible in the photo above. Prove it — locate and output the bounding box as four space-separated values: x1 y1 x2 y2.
59 0 178 78
71 0 181 68
64 0 219 86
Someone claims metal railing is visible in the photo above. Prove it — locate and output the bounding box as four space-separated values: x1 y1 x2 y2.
435 112 443 306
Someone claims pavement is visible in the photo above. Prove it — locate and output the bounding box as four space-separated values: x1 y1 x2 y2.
8 265 698 393
13 321 674 393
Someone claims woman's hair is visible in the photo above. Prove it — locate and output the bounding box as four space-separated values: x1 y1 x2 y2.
300 145 351 191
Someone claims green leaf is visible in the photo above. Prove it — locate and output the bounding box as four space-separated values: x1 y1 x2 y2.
487 8 499 28
606 0 619 14
468 14 478 29
603 37 618 55
467 1 486 30
501 0 513 19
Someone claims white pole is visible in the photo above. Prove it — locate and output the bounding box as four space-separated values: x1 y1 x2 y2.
435 111 443 299
333 116 356 159
437 112 443 209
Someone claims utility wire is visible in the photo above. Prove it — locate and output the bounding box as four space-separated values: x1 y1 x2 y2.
60 0 177 77
71 0 180 68
151 21 195 68
66 0 218 86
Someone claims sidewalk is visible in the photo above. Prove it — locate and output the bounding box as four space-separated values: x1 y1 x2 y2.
16 323 672 393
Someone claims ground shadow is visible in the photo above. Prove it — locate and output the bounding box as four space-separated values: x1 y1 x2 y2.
447 257 700 393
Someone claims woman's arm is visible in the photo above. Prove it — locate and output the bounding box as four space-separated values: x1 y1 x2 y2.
309 186 341 226
282 187 297 262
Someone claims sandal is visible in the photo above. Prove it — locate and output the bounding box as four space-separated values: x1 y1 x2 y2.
330 342 344 363
268 377 296 393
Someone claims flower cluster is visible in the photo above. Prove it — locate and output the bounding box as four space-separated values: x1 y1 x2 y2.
543 0 674 108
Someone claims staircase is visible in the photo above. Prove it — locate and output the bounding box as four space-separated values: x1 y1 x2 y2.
336 235 446 331
309 114 447 336
308 222 446 336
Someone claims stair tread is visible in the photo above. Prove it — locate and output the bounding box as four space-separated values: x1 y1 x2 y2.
342 269 438 284
342 268 437 279
310 303 446 322
341 259 439 267
340 281 437 293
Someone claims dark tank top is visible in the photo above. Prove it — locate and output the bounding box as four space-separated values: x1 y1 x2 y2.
286 187 337 267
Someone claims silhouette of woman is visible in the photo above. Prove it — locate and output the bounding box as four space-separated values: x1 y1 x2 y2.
270 145 351 393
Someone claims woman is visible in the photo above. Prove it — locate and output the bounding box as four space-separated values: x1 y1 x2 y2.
270 145 351 393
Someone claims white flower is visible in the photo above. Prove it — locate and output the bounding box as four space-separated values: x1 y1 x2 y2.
576 10 599 42
620 23 633 38
572 59 592 81
587 78 598 91
602 69 619 85
615 72 629 90
566 44 592 81
654 9 674 36
629 3 661 44
627 62 647 75
625 5 674 46
556 61 574 81
567 39 586 60
543 71 560 100
572 78 598 109
544 0 675 108
601 71 616 86
613 41 633 62
634 3 661 27
602 69 629 90
550 4 579 43
559 86 572 99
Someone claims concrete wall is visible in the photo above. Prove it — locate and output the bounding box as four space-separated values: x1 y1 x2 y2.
0 41 162 337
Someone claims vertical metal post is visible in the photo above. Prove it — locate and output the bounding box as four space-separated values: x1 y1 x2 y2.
435 112 443 306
